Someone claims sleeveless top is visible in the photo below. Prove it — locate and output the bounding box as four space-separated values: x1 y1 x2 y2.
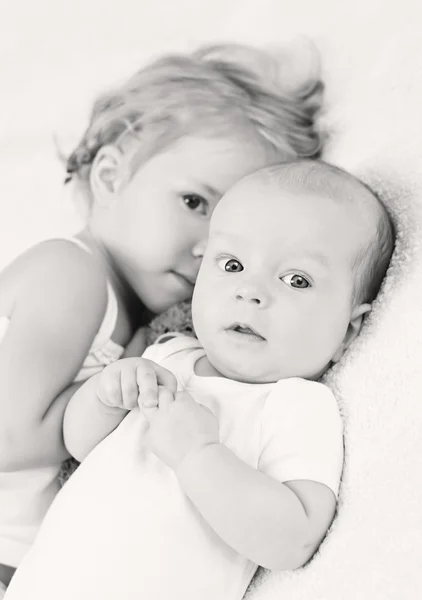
0 237 125 380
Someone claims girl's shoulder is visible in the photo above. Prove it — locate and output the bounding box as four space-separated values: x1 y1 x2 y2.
0 239 108 323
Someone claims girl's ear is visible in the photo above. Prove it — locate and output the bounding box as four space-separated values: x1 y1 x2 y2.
89 145 128 206
331 303 372 363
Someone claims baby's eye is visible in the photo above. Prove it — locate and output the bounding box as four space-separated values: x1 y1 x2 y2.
281 273 311 289
217 258 244 272
182 194 209 216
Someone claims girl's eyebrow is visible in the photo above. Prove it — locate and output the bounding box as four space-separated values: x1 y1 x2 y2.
192 181 223 199
210 231 240 241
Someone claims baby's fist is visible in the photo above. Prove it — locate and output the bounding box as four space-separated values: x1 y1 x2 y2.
143 390 219 471
96 357 178 412
96 359 141 411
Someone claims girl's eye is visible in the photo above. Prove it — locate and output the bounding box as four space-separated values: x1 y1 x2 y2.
217 258 244 273
281 273 311 289
182 194 208 216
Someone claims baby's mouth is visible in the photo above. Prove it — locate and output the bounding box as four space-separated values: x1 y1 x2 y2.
226 322 266 342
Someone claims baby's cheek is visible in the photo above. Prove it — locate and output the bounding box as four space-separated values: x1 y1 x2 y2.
312 308 349 363
277 315 329 371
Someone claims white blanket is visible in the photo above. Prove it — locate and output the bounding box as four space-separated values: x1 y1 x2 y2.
2 2 421 598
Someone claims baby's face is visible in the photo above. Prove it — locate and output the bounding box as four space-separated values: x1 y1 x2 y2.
192 177 371 382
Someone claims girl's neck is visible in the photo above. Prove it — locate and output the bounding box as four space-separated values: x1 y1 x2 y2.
76 228 153 329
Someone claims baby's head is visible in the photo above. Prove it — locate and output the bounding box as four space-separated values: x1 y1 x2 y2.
65 43 323 313
192 160 395 383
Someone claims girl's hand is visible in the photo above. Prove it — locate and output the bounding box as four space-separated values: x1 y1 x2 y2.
142 389 219 471
96 358 177 411
122 327 148 358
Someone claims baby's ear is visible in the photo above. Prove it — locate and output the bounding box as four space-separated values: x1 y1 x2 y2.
331 303 372 363
89 145 128 205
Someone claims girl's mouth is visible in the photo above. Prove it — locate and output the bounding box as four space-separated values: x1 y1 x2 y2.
170 271 195 290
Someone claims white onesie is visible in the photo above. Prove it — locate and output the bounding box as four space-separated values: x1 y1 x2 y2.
0 238 124 569
5 335 344 600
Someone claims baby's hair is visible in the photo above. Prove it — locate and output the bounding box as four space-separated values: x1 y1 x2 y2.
351 182 395 304
65 43 324 190
259 160 395 304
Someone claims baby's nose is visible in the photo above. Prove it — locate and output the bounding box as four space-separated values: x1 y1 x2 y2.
235 284 269 308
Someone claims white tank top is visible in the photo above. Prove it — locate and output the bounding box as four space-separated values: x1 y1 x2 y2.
0 237 124 381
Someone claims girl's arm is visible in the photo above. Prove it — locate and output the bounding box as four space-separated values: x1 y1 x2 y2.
0 243 109 471
122 327 148 358
176 443 336 571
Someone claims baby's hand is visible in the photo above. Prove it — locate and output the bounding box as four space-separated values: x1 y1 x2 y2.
143 389 219 471
96 358 177 411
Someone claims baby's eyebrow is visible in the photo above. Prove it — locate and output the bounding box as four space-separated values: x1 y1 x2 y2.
299 251 331 270
208 234 332 271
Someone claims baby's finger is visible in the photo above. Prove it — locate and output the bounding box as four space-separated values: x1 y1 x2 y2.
98 368 123 408
153 363 178 394
120 365 139 409
137 367 158 408
141 404 158 423
157 385 175 410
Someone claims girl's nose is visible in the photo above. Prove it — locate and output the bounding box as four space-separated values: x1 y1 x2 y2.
192 236 207 260
235 283 269 308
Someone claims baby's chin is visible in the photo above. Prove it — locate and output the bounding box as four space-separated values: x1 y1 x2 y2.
207 357 279 385
206 353 326 384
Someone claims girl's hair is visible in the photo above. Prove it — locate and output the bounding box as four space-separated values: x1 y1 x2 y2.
65 42 324 189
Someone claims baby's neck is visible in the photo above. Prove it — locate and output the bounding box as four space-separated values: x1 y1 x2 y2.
194 355 224 378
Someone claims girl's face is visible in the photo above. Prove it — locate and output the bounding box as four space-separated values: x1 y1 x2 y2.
91 135 272 313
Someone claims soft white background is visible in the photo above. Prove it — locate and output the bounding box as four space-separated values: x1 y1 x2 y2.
1 0 419 268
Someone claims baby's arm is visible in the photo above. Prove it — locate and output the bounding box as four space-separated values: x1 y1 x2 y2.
143 389 339 571
177 445 335 570
63 357 177 462
0 243 109 471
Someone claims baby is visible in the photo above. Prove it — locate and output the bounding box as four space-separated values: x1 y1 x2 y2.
5 160 394 600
